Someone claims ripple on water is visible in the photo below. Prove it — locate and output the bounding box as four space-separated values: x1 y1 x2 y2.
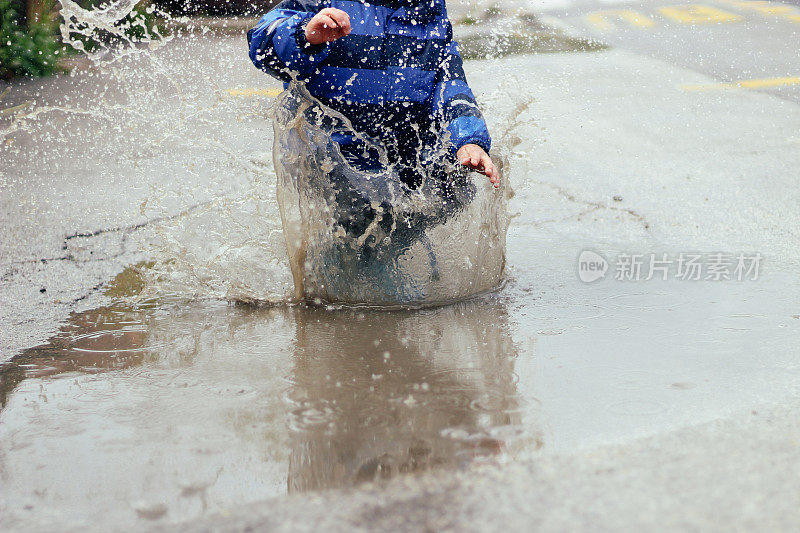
468 389 515 413
288 404 339 433
2 290 533 522
69 327 163 354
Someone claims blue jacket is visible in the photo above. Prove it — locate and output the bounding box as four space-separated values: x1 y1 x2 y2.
247 0 492 156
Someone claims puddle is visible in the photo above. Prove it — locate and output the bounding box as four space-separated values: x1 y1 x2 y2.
0 287 537 527
4 258 800 528
457 12 607 60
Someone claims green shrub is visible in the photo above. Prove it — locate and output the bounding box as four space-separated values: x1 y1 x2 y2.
0 0 63 78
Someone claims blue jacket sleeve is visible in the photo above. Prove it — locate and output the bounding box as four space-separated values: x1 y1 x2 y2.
247 0 331 82
430 23 492 154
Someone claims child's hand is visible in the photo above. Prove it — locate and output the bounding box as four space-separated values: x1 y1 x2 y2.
457 144 500 188
305 8 351 45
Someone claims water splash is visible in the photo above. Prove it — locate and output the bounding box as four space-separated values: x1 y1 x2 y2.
273 83 511 306
2 0 528 307
58 0 169 59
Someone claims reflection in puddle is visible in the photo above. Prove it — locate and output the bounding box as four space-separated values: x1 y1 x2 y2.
8 261 797 528
0 294 532 527
287 304 523 492
0 305 152 408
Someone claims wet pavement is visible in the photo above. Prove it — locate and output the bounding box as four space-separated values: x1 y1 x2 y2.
3 262 799 528
2 0 800 530
533 0 800 101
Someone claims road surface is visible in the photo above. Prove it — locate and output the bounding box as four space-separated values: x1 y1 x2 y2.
2 2 800 530
537 0 800 101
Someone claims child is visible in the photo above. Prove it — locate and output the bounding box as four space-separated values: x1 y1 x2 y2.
247 0 499 188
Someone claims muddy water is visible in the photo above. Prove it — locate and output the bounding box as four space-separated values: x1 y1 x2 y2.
3 259 800 528
0 288 534 528
272 84 510 306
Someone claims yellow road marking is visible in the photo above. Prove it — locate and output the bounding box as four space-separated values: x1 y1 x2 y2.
659 4 743 23
715 0 794 14
682 75 800 91
716 0 800 22
227 88 283 98
586 9 656 30
735 0 795 15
